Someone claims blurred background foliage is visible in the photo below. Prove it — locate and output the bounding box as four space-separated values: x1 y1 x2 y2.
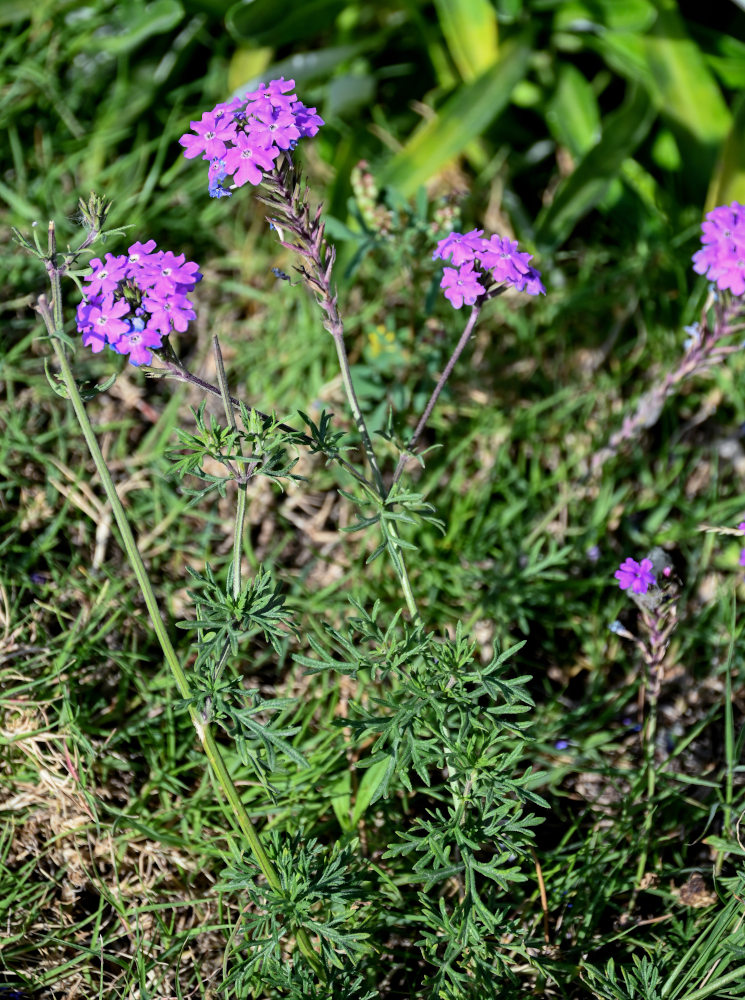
2 0 745 270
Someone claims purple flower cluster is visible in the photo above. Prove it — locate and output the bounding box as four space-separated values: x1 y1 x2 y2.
178 78 324 199
692 202 745 296
615 557 655 595
433 229 545 309
76 240 201 366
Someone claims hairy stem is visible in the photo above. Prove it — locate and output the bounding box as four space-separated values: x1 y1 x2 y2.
390 303 482 491
263 158 422 622
37 247 325 979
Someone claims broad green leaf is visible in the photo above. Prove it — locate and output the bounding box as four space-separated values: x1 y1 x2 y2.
329 771 353 832
553 0 656 33
225 0 345 47
433 0 499 82
351 757 391 827
545 62 600 158
494 0 523 22
619 157 667 223
702 27 745 88
590 5 731 186
379 35 531 197
98 0 185 54
228 46 274 93
650 128 682 171
534 85 654 251
706 94 745 212
0 1 30 24
639 5 731 147
229 43 369 96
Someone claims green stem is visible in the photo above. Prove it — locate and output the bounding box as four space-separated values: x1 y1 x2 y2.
38 263 324 979
390 303 481 491
330 329 420 623
212 334 246 602
716 590 737 875
155 356 373 491
634 674 658 890
264 160 421 623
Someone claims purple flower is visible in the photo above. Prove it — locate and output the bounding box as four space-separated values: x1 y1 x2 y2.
513 266 546 296
433 228 484 267
80 294 131 352
76 240 201 366
615 557 656 595
110 317 163 366
224 132 280 187
692 202 745 296
125 240 158 275
293 105 324 139
85 253 129 296
250 106 300 150
142 290 196 335
208 159 232 199
479 235 532 284
242 77 297 108
179 110 238 160
440 262 486 309
139 251 201 296
179 78 324 195
433 229 545 308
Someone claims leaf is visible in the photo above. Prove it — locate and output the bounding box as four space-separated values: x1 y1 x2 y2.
589 4 731 187
553 0 657 33
639 5 731 147
705 93 745 212
534 85 654 252
545 62 601 158
225 0 346 47
433 0 499 82
379 35 531 197
350 757 391 827
98 0 185 54
329 771 353 832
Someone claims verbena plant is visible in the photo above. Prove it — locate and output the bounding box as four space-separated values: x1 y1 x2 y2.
11 78 745 999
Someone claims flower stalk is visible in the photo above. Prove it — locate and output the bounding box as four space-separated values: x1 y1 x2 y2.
34 234 325 980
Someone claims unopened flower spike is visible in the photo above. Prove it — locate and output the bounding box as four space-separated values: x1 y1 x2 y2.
433 229 545 308
75 240 201 366
179 78 324 198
